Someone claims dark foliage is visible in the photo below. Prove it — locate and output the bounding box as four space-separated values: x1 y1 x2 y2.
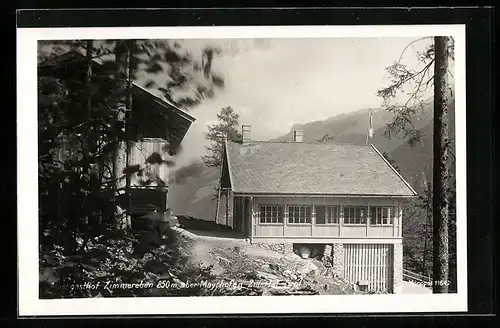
381 151 400 173
38 39 225 298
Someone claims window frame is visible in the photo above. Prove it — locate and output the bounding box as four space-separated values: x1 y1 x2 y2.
287 205 313 225
369 206 395 226
259 204 284 225
315 205 340 225
343 205 367 225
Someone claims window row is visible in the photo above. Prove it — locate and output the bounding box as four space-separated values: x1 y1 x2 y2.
259 205 395 225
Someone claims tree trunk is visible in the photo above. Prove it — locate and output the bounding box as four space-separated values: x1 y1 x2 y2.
113 40 131 230
422 221 428 274
85 40 100 228
86 40 93 119
432 36 451 293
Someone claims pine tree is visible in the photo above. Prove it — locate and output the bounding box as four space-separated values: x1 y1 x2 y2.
202 106 242 167
377 36 455 293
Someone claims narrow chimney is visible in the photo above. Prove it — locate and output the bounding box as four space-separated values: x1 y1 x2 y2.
242 125 251 144
293 129 304 143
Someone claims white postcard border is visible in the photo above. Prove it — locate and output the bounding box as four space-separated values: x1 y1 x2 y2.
17 24 467 316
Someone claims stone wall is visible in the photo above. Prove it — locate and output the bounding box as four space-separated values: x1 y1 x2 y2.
392 242 403 294
321 244 333 267
331 243 344 278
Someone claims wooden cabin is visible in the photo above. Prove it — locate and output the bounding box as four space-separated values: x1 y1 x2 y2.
220 126 417 293
38 50 196 226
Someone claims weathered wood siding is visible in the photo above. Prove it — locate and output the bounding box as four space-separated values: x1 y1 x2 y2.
251 196 403 240
229 196 253 237
128 138 170 188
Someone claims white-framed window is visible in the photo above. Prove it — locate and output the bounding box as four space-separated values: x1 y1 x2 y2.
315 205 340 224
370 206 394 225
288 205 312 224
343 206 367 225
259 205 283 224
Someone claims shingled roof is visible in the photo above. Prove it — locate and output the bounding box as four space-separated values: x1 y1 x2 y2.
224 141 417 197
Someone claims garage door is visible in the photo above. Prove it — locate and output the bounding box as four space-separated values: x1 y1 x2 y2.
343 244 393 293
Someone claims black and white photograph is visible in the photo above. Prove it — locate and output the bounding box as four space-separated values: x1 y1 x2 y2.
18 24 467 315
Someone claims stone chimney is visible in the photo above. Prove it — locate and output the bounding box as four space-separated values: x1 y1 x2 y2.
242 125 252 144
293 129 304 143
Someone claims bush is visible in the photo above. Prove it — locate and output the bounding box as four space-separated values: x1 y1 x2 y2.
39 217 215 298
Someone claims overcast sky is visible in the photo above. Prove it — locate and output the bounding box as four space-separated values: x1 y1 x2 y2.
159 37 433 166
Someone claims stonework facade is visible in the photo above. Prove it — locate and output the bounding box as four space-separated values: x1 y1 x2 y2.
283 242 294 254
321 244 333 267
331 243 344 278
392 242 403 294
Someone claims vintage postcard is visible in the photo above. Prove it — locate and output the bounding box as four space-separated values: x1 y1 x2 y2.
17 24 467 316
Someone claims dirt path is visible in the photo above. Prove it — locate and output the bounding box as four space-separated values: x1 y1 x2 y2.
187 237 225 274
176 226 294 263
176 227 248 275
176 226 297 274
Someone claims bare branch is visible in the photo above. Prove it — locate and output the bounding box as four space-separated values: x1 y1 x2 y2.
396 37 433 64
399 59 435 90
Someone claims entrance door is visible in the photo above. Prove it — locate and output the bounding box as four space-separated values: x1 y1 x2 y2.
244 197 251 237
343 244 393 293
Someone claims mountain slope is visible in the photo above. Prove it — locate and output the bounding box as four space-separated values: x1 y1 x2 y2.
389 100 455 192
168 99 455 219
272 104 433 154
168 165 220 220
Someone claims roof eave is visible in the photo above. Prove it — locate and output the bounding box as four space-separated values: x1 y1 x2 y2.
131 83 196 123
232 192 417 198
224 139 235 191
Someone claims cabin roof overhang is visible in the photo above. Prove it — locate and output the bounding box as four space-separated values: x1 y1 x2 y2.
231 192 418 198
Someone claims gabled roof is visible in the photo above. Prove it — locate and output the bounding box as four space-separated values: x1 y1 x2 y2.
224 141 417 197
131 82 196 123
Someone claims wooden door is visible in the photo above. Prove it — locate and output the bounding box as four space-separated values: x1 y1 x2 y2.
343 244 393 293
244 197 251 237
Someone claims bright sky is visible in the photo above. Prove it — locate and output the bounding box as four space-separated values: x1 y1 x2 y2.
165 37 434 166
